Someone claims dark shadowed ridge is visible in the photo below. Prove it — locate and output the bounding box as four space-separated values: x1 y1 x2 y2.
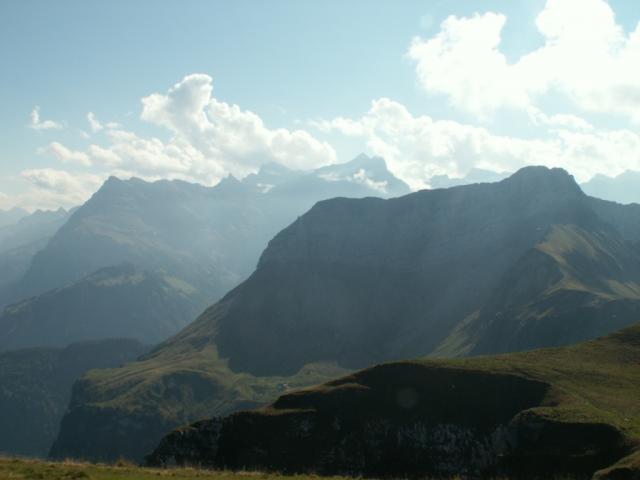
0 338 147 457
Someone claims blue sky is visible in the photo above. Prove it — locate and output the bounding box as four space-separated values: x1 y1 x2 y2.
2 0 640 209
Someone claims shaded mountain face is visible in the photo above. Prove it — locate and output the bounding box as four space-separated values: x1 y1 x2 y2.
0 264 201 351
51 166 640 462
0 208 71 309
12 155 408 316
148 324 640 480
582 170 640 205
0 338 147 457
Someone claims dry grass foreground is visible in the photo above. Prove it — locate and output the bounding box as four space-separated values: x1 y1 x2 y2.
0 457 600 480
0 457 348 480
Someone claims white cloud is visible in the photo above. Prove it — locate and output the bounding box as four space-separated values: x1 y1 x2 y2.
315 98 640 189
140 73 337 176
0 191 10 210
86 112 120 134
39 142 91 166
39 74 337 190
87 144 122 167
527 107 594 132
408 0 640 121
18 169 105 210
87 112 103 132
28 106 62 131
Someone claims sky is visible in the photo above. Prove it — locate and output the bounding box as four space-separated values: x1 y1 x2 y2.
2 0 640 210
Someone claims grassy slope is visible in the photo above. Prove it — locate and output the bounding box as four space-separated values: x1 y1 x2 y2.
0 457 346 480
50 311 349 460
290 322 640 442
201 323 640 478
436 224 640 357
77 310 349 423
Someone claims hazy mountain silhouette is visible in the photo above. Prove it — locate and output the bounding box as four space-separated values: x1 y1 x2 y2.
0 208 72 310
582 170 640 205
14 155 407 307
0 264 202 351
0 207 28 228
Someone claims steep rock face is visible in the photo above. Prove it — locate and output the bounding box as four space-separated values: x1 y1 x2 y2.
0 264 200 350
0 338 147 457
53 166 640 462
148 324 640 479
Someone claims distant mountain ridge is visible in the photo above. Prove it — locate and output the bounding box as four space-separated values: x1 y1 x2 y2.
51 166 640 462
0 208 72 310
582 170 640 205
0 263 201 351
0 155 408 348
15 155 407 302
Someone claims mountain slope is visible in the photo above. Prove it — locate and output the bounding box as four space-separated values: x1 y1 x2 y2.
148 323 640 480
51 166 640 462
13 155 408 316
0 264 201 350
0 208 71 309
437 224 640 356
0 338 146 457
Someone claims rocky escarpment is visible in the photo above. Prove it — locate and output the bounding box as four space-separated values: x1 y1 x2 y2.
148 323 640 479
148 366 628 478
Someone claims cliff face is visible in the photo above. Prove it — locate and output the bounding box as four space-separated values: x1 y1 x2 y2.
53 167 640 462
148 324 640 479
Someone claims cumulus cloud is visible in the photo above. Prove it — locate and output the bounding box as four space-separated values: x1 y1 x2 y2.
39 142 91 166
408 0 640 121
314 98 640 189
40 74 337 188
86 112 120 133
87 112 103 132
28 106 62 131
18 169 105 210
140 74 336 176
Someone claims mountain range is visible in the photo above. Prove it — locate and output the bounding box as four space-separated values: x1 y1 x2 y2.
50 166 640 462
0 155 409 349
